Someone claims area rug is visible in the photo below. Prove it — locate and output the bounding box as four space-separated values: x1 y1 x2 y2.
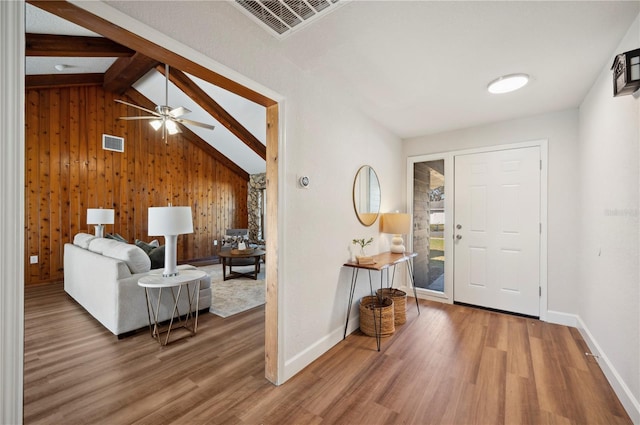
198 264 265 318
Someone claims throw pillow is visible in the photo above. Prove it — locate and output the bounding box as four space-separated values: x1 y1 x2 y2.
148 245 165 270
135 239 155 255
105 233 128 243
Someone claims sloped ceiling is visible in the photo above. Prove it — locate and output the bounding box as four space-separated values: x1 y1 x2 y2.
25 2 267 175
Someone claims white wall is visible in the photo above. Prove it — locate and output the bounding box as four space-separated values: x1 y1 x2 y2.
102 1 404 381
578 13 640 422
404 109 581 317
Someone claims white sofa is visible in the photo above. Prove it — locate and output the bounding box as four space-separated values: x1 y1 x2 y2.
64 233 211 338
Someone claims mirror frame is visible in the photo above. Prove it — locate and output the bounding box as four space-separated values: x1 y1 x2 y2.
352 165 381 226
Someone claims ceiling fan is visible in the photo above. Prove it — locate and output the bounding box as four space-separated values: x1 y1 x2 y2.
115 64 215 140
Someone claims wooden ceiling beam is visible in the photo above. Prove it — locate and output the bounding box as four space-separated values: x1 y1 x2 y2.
27 0 276 107
164 66 267 160
123 89 250 181
103 53 160 95
26 73 104 89
26 33 134 57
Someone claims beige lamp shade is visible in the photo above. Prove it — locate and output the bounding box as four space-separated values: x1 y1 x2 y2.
381 213 411 235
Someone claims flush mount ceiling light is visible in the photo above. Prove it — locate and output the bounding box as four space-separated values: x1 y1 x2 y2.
487 73 530 94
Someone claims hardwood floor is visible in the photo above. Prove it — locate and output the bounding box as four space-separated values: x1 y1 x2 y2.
24 282 630 425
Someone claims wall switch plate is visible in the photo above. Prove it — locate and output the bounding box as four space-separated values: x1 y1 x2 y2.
30 255 38 264
213 240 218 246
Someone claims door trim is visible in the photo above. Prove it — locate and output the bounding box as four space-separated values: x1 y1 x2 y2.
407 139 548 320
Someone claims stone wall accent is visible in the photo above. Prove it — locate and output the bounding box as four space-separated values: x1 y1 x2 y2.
248 173 266 243
413 162 431 288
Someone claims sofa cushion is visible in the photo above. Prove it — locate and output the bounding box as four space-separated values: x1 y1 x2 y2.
88 237 123 255
87 238 151 274
103 243 151 274
73 233 96 249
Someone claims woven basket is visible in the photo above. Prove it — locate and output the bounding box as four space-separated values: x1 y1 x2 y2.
359 296 395 337
377 288 407 325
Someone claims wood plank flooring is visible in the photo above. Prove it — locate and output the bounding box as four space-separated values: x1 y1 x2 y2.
24 282 631 425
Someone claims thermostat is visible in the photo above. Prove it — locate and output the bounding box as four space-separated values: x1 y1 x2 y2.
299 176 310 188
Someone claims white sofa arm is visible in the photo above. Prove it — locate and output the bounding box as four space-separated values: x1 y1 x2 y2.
64 243 132 335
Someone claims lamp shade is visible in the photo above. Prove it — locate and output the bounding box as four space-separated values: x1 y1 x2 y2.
148 206 193 236
381 213 411 235
86 208 114 225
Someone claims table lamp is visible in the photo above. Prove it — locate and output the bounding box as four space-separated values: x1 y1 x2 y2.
148 206 193 277
381 213 411 254
86 208 114 238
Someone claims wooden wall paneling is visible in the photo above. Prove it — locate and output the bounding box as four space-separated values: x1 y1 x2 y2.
68 87 80 241
78 86 89 235
134 119 146 240
25 90 40 284
61 89 73 246
125 118 137 238
25 85 250 284
49 88 62 279
205 153 213 258
86 85 98 217
38 89 51 283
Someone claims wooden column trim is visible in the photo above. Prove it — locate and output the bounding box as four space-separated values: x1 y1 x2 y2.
264 103 279 384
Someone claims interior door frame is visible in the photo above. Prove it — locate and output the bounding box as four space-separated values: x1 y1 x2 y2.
407 139 548 320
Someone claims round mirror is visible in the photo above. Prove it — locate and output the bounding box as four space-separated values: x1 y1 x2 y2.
353 165 381 226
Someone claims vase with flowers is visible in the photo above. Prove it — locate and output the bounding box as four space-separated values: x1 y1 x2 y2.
352 237 375 264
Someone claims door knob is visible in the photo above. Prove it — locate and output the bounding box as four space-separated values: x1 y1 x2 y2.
456 234 462 240
456 224 462 229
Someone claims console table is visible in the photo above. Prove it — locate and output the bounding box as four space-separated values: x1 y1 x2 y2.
343 251 420 350
138 269 207 346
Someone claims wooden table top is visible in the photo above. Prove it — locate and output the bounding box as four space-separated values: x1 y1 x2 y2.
343 251 417 271
218 248 265 258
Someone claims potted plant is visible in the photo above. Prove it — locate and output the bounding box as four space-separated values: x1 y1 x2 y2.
352 237 374 264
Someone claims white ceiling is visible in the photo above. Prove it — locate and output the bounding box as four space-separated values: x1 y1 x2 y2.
279 1 640 138
25 1 640 154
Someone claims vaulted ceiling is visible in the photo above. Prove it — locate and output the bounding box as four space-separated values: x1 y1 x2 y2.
25 1 267 176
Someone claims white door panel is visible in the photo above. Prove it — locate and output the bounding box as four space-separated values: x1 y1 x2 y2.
454 147 540 316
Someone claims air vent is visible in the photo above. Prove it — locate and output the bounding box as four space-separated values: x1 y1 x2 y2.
102 134 124 153
234 0 346 39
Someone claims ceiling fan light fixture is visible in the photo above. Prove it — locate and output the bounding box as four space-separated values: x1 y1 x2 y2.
165 120 180 135
487 73 530 94
149 120 163 131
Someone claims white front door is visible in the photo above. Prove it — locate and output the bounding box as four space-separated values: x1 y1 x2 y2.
453 146 541 316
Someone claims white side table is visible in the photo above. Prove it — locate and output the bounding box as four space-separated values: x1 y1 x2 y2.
138 269 207 346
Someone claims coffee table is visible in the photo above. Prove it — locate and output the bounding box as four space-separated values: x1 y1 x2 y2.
219 249 265 281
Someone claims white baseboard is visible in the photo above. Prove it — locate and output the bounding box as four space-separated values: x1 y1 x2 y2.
576 316 640 424
282 313 360 382
545 310 578 327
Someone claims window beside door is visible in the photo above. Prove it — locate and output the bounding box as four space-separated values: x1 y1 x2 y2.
413 160 445 292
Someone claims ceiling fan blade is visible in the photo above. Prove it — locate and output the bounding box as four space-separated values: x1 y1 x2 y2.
114 99 161 117
117 116 158 121
175 118 216 130
169 106 191 118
